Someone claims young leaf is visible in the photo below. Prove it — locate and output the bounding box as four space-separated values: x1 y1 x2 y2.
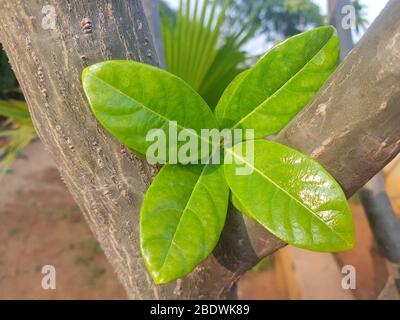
231 193 248 216
224 140 355 252
82 60 218 163
215 26 339 137
213 69 249 123
140 163 229 284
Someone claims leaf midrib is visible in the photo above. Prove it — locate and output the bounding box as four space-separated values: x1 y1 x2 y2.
227 147 350 246
229 34 333 130
157 164 209 275
87 73 213 148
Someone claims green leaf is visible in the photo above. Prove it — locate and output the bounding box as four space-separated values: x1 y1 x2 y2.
213 69 249 124
140 163 229 284
224 140 355 252
231 193 248 216
82 60 218 163
215 26 339 137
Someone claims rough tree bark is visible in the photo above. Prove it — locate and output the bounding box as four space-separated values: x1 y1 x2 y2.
0 0 399 299
328 0 400 264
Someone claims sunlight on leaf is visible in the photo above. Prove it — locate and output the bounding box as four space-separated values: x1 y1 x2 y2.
225 140 355 252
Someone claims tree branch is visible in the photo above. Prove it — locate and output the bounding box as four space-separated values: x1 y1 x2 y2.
277 0 400 197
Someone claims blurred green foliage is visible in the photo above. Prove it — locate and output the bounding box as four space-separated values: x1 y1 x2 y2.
159 0 327 108
160 0 257 108
0 45 36 179
226 0 324 42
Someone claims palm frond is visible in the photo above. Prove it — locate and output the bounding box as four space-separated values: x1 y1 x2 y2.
161 0 256 108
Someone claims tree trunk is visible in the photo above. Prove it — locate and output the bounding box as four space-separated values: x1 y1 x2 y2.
0 0 399 299
328 0 400 264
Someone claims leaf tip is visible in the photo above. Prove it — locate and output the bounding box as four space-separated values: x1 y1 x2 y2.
146 266 176 285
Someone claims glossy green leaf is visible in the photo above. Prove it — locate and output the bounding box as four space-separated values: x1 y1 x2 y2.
231 193 248 216
215 26 339 137
213 69 249 124
140 163 229 284
224 140 355 252
82 60 218 163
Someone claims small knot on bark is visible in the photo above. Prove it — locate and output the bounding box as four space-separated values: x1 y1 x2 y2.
81 18 93 33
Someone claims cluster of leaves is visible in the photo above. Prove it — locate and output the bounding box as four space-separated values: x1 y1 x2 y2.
160 0 257 108
0 45 36 179
82 26 355 285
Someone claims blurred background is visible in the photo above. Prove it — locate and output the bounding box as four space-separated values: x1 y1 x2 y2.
1 0 399 299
